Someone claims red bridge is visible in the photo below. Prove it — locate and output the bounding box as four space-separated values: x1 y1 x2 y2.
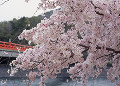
0 41 32 51
0 41 32 58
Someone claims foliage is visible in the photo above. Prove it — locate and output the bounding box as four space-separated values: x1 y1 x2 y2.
0 21 12 41
10 0 120 86
0 16 41 45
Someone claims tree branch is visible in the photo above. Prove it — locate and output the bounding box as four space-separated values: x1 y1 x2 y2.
0 0 9 6
79 44 120 54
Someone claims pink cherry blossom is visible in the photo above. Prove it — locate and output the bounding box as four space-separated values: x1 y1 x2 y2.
10 0 120 86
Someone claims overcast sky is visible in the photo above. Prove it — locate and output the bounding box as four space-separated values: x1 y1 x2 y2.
0 0 44 22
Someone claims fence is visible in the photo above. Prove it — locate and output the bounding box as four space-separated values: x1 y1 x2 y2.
0 41 32 51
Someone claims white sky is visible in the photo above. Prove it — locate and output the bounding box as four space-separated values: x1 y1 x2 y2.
0 0 44 22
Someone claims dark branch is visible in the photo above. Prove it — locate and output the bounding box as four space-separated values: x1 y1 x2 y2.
96 53 114 60
95 11 104 16
33 7 39 16
96 46 120 53
90 1 104 16
79 44 120 54
0 0 9 6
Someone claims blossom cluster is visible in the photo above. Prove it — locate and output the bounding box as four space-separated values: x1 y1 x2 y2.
10 0 120 86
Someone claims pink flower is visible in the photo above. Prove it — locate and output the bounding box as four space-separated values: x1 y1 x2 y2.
28 71 37 82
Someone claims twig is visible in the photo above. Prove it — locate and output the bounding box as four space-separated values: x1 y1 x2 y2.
0 0 9 6
79 44 120 54
33 7 39 16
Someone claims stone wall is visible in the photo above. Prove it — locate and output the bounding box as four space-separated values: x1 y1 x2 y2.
0 64 107 78
0 64 28 78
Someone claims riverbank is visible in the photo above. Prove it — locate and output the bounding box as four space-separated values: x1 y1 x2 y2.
0 64 107 78
0 64 28 78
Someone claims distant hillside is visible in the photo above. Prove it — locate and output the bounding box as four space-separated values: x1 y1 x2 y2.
0 10 53 45
38 10 53 19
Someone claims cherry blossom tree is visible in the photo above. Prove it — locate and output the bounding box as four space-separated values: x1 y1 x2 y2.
10 0 120 86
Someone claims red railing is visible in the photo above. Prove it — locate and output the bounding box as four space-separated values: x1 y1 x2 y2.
0 41 32 51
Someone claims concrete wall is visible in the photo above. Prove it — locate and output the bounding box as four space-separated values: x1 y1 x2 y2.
0 64 28 78
0 49 22 58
